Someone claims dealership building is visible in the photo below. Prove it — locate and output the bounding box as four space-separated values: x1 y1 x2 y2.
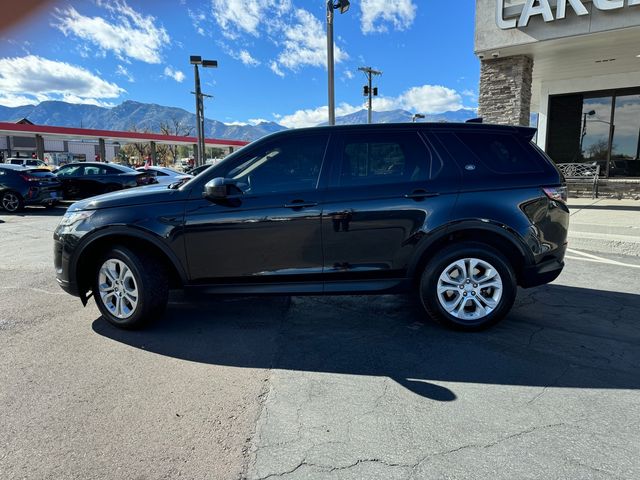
476 0 640 180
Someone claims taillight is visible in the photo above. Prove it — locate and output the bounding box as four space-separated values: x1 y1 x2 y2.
543 186 568 204
19 174 39 182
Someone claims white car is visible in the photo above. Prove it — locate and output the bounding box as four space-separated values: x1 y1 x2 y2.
135 166 192 186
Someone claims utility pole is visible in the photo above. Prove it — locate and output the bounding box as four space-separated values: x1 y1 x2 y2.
358 66 382 124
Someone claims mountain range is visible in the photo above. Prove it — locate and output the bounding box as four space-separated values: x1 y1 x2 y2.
0 100 477 142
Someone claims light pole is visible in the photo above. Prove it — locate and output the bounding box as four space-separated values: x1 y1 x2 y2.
358 66 382 124
326 0 350 126
581 109 615 176
412 113 426 123
190 55 218 167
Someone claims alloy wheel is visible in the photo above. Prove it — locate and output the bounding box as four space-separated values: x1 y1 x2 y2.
2 192 20 212
436 258 503 321
98 259 139 319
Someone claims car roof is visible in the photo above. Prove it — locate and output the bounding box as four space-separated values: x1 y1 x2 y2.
257 122 537 141
60 162 135 172
0 163 30 170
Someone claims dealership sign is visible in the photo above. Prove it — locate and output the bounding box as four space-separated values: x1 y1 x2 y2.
496 0 640 29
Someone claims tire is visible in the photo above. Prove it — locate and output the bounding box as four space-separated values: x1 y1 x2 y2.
93 246 168 329
1 190 24 213
419 242 517 331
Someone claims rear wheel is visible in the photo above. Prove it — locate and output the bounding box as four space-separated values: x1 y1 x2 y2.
93 246 168 329
419 242 517 331
1 191 24 213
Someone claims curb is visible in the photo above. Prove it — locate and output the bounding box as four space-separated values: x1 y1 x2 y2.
567 231 640 257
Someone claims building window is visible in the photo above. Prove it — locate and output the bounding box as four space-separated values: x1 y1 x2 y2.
546 89 640 177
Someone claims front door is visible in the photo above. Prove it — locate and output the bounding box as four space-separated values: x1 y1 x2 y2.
183 133 330 284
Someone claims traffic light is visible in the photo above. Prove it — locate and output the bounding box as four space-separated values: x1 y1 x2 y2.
363 85 369 96
373 87 378 96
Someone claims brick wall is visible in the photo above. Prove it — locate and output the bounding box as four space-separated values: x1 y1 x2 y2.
478 55 533 126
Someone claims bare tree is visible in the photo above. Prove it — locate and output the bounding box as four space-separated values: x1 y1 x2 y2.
159 118 195 163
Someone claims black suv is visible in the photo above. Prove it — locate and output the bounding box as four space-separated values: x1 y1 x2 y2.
54 123 569 331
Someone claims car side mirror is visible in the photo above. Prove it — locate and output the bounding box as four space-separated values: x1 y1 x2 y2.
204 177 242 200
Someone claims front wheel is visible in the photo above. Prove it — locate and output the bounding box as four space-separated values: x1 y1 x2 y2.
419 242 517 331
93 246 168 329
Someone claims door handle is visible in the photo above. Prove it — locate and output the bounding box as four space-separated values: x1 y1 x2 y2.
284 201 318 209
404 189 439 200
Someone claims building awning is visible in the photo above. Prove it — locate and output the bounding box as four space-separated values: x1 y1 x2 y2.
0 122 250 149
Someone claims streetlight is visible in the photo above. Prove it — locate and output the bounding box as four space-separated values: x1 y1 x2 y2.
581 109 615 176
326 0 350 126
412 113 426 123
190 55 218 167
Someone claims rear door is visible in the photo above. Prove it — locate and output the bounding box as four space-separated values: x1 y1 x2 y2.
321 130 460 287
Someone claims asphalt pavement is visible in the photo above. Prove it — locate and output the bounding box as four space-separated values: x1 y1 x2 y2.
1 206 639 479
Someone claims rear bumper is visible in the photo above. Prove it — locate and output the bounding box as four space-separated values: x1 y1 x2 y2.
520 244 566 288
25 188 62 206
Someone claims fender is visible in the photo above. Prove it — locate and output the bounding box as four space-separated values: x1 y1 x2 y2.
406 219 535 278
70 225 189 295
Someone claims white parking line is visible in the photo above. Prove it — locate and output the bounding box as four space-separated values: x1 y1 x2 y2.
566 248 640 269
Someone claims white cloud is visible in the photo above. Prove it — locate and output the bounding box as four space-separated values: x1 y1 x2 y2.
275 84 465 128
116 64 135 83
398 85 463 113
0 55 125 108
270 61 285 78
0 94 38 108
237 49 260 66
344 70 355 80
360 0 417 34
164 66 186 83
53 1 170 64
211 0 291 38
210 1 347 77
278 103 362 129
188 9 207 36
274 9 348 75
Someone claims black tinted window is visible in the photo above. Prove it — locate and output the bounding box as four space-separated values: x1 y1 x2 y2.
455 132 542 174
339 132 430 187
222 134 328 194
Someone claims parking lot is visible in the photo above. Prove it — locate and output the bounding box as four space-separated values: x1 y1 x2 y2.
1 206 639 479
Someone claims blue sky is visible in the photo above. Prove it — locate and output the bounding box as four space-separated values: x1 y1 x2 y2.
0 0 479 127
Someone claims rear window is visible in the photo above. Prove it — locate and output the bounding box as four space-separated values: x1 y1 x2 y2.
454 132 543 174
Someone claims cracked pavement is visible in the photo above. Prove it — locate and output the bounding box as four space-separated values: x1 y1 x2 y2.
2 208 640 479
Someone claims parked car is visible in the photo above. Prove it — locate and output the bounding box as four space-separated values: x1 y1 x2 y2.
4 157 53 171
0 164 62 212
53 162 156 199
54 123 569 331
135 166 192 186
184 163 211 176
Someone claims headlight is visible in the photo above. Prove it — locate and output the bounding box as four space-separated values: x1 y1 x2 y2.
58 210 95 227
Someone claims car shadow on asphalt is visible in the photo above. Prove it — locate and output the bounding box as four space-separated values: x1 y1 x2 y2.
92 284 640 402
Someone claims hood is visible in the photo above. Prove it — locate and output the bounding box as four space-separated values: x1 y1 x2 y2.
69 184 184 211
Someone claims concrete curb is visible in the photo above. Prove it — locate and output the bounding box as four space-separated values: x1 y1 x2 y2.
567 231 640 257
